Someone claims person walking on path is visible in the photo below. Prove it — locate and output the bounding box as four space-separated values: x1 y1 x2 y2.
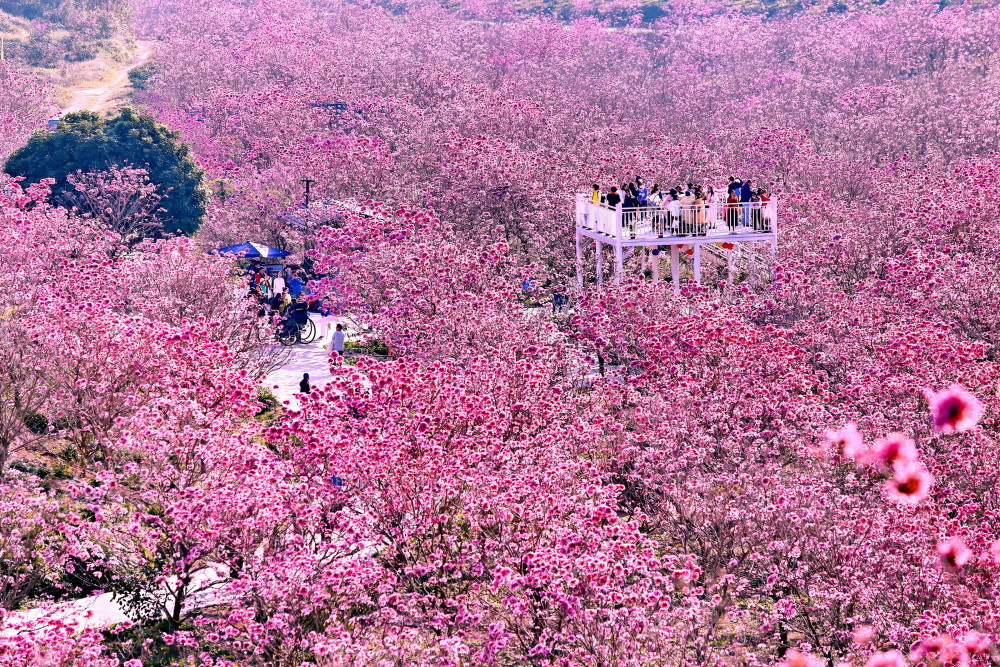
299 373 311 394
330 323 346 357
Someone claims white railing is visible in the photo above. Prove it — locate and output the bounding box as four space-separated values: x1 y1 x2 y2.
575 195 777 241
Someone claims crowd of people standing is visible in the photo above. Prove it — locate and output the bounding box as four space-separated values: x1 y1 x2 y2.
591 176 772 236
248 264 308 311
244 263 347 356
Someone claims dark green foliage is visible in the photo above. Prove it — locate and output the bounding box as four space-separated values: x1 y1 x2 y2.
255 386 280 419
345 338 391 356
128 62 157 91
0 0 63 19
101 621 187 667
0 0 129 20
9 458 72 480
23 411 49 435
4 109 208 236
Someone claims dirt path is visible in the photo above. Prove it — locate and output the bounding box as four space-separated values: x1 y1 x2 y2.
61 39 156 115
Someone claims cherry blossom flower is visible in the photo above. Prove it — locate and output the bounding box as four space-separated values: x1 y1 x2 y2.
937 537 973 573
885 460 933 505
866 650 906 667
924 385 983 434
961 631 992 656
782 649 826 667
825 422 866 462
872 432 917 469
853 625 875 646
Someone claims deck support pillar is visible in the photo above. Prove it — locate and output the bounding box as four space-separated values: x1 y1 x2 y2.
613 243 623 285
670 245 680 296
596 238 604 287
693 244 702 285
771 237 778 282
652 249 660 283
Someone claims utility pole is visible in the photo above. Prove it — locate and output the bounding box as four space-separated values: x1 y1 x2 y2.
301 178 315 206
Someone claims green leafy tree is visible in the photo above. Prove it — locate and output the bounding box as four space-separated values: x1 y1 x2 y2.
4 109 207 236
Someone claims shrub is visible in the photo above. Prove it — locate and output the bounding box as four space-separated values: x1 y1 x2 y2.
23 411 49 435
4 109 208 235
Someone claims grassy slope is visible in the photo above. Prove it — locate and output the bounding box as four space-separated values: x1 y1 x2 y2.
0 6 134 106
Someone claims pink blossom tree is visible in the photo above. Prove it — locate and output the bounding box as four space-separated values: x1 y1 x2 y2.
65 165 165 248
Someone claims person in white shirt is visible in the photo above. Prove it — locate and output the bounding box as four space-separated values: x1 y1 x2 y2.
667 194 682 235
330 323 346 356
648 185 665 236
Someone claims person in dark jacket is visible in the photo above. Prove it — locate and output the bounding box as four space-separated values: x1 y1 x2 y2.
739 179 753 226
605 187 621 208
622 184 638 232
299 373 311 394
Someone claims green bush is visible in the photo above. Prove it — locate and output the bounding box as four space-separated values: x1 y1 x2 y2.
344 338 390 356
128 62 157 91
255 386 280 421
5 109 208 236
8 458 70 480
23 411 49 435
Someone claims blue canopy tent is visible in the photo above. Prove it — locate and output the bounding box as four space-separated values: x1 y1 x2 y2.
213 242 291 259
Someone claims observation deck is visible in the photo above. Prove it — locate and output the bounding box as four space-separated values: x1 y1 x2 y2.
574 194 778 292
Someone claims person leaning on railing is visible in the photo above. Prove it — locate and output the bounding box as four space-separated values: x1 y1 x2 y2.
622 184 638 231
740 179 754 226
694 191 707 236
667 190 681 234
649 185 665 236
760 188 772 231
679 189 696 235
726 189 740 231
605 187 621 208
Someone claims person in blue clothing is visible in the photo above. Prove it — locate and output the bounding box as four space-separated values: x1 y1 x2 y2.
739 179 754 227
636 181 649 207
552 289 567 314
289 272 303 298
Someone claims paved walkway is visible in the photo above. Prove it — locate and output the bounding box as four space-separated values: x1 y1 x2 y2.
264 313 340 409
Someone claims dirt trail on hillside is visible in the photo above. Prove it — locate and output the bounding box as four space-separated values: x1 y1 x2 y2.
61 40 156 115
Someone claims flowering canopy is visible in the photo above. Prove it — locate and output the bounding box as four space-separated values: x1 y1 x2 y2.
2 0 1000 664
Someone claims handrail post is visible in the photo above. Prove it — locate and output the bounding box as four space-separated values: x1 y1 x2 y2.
615 203 623 240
